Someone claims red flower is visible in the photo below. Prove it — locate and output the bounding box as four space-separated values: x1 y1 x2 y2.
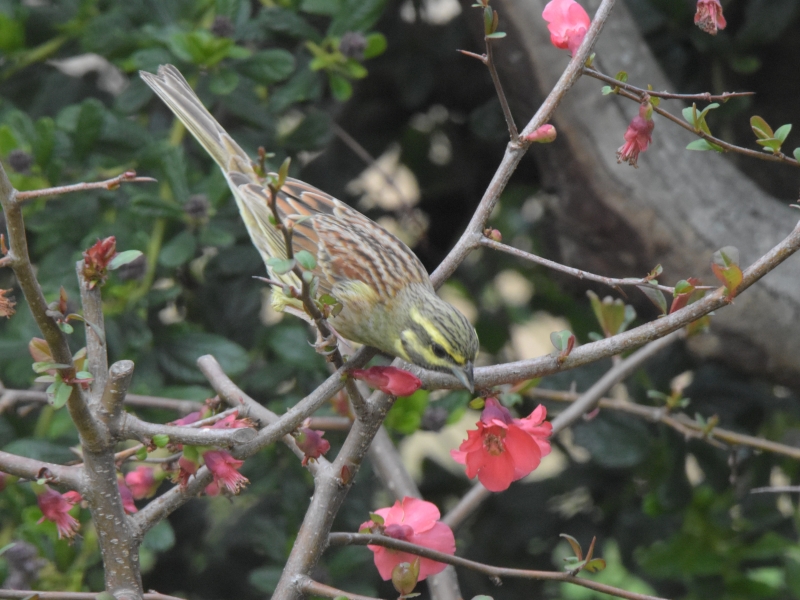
542 0 591 55
351 366 422 397
118 478 137 514
82 236 117 289
694 0 726 35
617 103 655 168
295 427 331 466
125 466 161 499
36 486 83 539
360 497 455 581
451 399 552 492
203 450 248 494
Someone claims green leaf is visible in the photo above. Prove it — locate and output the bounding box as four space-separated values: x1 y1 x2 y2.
266 257 296 275
152 434 170 448
136 446 148 461
158 332 250 383
750 115 773 139
209 70 240 95
294 250 317 270
109 250 144 270
159 231 197 268
328 72 353 101
328 0 388 36
0 14 25 53
32 362 70 374
584 558 607 573
638 284 667 316
384 390 429 434
363 33 388 59
58 322 74 334
601 86 613 95
74 99 105 160
774 123 792 143
794 147 800 162
238 49 296 85
52 380 72 409
712 246 740 268
486 31 507 38
686 139 716 151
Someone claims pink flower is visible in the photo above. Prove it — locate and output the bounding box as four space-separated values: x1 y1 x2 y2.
203 450 248 494
616 103 655 167
118 478 137 514
451 399 552 492
36 486 83 539
351 366 422 397
542 0 591 55
125 466 160 499
360 497 455 581
295 427 331 466
694 0 726 35
177 452 199 488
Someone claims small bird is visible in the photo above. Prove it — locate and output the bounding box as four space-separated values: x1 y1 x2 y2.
140 65 479 391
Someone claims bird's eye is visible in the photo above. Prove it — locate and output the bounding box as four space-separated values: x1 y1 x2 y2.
431 343 448 360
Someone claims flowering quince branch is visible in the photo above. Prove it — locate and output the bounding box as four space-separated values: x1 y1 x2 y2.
14 170 156 202
582 67 800 168
530 386 800 461
327 533 668 600
479 236 716 294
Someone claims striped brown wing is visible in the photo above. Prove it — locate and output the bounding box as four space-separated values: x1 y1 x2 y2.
234 176 431 298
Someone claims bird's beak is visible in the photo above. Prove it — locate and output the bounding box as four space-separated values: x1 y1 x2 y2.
450 362 475 394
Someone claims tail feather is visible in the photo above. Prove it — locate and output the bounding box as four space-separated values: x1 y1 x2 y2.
139 64 251 172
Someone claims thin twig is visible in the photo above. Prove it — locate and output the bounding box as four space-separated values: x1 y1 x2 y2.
583 67 753 102
328 533 668 600
480 236 715 293
15 171 156 202
0 592 182 600
582 68 799 168
485 39 519 141
298 577 385 600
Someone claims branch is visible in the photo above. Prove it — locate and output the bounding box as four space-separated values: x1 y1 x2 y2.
196 354 321 466
421 219 800 390
0 387 204 416
479 236 714 294
298 577 385 600
430 0 618 287
0 592 182 600
117 412 257 447
77 260 108 400
582 67 799 168
0 160 102 449
15 171 156 202
328 533 668 600
533 388 800 460
100 360 134 427
0 450 83 490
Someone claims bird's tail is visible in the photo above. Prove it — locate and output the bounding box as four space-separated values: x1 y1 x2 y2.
139 64 254 176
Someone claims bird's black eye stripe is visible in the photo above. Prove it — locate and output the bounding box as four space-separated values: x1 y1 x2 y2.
431 343 448 359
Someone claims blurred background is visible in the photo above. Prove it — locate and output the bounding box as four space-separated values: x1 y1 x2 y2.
1 0 800 598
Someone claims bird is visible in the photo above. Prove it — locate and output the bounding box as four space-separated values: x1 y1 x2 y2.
140 65 479 392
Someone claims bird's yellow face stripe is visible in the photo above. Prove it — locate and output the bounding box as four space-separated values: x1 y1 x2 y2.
409 307 466 365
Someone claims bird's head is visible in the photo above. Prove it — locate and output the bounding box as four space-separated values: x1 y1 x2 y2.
394 288 479 392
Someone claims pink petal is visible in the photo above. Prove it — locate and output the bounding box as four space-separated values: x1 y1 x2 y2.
475 447 516 492
505 425 543 479
399 497 440 533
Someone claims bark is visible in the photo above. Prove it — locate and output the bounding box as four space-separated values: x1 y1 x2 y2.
484 0 800 385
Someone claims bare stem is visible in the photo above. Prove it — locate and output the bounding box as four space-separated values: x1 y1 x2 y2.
328 533 668 600
77 260 109 400
298 578 384 600
0 450 83 490
15 171 156 202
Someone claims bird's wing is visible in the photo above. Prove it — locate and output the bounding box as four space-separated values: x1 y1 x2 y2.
235 177 431 299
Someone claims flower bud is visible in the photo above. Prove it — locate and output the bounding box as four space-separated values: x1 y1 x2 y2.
392 560 421 597
524 124 557 144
